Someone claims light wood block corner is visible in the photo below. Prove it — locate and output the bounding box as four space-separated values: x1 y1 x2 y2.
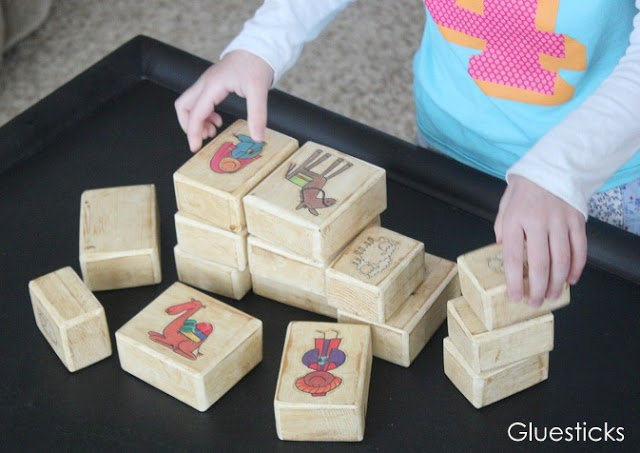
115 282 262 411
243 141 386 263
443 337 549 409
447 296 554 373
326 226 425 323
174 246 251 300
79 183 161 291
338 253 459 367
174 210 248 270
456 243 570 330
274 321 372 441
173 119 299 232
28 266 112 372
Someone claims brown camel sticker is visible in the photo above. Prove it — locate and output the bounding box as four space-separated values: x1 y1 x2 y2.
285 149 353 216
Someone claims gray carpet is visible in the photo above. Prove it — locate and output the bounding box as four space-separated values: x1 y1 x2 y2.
0 0 423 143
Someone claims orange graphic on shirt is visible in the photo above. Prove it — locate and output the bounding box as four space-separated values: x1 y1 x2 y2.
425 0 586 105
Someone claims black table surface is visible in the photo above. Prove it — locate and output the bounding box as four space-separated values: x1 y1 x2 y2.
1 37 639 452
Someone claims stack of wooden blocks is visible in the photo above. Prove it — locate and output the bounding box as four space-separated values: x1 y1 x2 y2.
443 243 570 408
239 126 460 370
328 227 461 367
172 120 299 300
244 140 387 317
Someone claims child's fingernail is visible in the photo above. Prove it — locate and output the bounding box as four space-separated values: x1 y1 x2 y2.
528 297 543 307
508 290 522 301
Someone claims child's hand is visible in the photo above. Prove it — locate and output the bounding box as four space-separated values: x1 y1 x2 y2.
175 50 274 152
494 175 587 307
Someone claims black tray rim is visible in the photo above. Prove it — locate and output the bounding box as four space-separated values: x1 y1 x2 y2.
2 35 638 285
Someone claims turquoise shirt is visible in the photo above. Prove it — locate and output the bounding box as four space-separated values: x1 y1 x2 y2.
414 0 640 191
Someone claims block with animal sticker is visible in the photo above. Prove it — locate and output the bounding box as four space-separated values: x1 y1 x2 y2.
28 266 112 372
174 211 248 270
274 321 372 441
243 141 386 263
326 225 426 323
247 235 336 317
338 253 460 367
457 243 570 330
174 246 251 300
173 120 299 232
443 337 549 409
447 296 554 373
79 184 161 291
115 282 262 412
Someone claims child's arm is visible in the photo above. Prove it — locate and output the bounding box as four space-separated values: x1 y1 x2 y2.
496 1 640 306
175 0 355 152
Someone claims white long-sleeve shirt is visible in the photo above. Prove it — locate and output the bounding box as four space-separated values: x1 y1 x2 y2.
222 0 640 219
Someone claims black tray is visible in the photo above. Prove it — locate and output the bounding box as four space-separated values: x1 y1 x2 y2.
1 36 638 452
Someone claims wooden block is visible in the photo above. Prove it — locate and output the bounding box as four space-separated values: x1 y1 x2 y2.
443 337 549 409
274 321 372 441
457 243 570 330
338 253 459 367
251 274 337 318
173 120 299 232
28 267 112 372
447 296 554 373
243 141 386 262
247 235 327 297
79 184 161 291
174 246 251 300
115 282 262 411
326 226 426 322
175 211 248 270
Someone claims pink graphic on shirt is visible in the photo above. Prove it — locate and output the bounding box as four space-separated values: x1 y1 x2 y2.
424 0 585 102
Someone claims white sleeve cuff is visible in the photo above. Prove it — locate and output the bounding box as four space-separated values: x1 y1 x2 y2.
506 160 590 220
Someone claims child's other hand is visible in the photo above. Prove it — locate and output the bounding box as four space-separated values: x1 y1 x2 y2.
494 175 587 307
175 50 274 152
